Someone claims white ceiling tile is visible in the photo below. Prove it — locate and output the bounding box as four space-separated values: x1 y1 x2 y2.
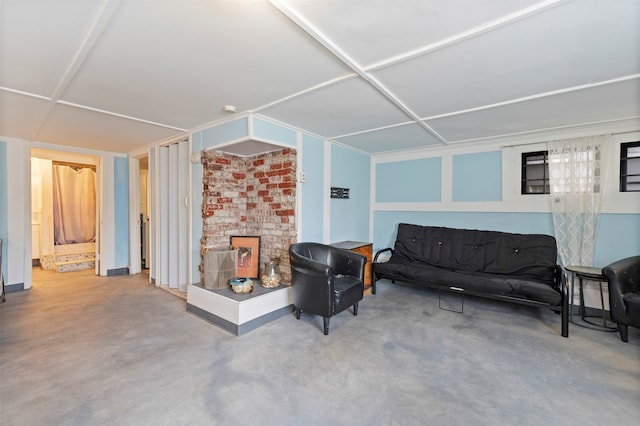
335 123 441 154
36 104 185 153
0 92 50 140
260 77 408 137
1 1 638 154
61 1 350 130
0 1 104 96
427 78 640 142
283 0 542 67
373 0 640 118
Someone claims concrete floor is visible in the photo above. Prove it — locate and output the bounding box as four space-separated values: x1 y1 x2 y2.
1 268 638 426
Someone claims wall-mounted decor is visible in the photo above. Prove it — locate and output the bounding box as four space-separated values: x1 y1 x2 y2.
230 236 261 279
330 187 350 199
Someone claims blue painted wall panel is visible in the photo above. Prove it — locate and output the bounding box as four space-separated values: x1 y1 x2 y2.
199 118 248 150
0 142 7 280
253 118 297 147
595 214 640 266
376 157 441 202
114 157 129 268
330 146 370 243
301 135 325 242
452 151 502 201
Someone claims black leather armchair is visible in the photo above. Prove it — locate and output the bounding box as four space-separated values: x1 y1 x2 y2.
289 242 366 335
602 256 640 342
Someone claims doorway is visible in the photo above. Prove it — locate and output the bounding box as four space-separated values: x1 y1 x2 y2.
139 155 150 270
30 148 99 274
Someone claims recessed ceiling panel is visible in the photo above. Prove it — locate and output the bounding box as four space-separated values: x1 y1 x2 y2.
215 140 285 157
282 0 542 67
62 1 350 131
335 123 442 154
427 78 640 142
37 104 185 153
260 77 408 137
0 1 104 96
374 1 640 118
0 92 50 141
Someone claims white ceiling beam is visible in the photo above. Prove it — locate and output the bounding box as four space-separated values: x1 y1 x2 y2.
270 0 448 145
57 100 188 133
252 73 356 113
29 0 122 141
423 74 640 122
330 121 417 140
365 0 569 72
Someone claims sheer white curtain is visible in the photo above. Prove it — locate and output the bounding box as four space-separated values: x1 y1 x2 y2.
52 164 96 245
548 135 610 267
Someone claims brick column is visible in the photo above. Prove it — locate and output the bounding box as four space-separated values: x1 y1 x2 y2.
200 148 297 285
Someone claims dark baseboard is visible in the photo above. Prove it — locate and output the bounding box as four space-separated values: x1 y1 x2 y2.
186 303 294 336
107 267 129 276
5 283 25 293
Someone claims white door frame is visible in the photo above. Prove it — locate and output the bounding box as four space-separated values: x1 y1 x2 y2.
128 157 141 275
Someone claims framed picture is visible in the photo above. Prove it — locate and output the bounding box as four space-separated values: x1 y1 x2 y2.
230 236 261 279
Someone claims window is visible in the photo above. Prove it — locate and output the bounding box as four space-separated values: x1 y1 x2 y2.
521 151 549 194
620 141 640 192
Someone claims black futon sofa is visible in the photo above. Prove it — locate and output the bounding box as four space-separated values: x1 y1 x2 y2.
373 223 568 337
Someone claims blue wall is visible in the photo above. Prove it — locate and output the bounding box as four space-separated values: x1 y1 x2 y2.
254 118 297 147
376 157 441 202
452 151 502 201
199 118 248 150
330 145 370 242
114 157 129 268
0 142 7 281
595 214 640 266
300 134 325 242
373 148 639 267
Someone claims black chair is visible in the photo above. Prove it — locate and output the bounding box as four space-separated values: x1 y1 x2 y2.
289 242 366 335
602 256 640 342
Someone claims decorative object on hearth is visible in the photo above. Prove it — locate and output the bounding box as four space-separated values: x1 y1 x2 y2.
230 236 261 279
229 277 253 294
261 259 281 288
203 247 238 290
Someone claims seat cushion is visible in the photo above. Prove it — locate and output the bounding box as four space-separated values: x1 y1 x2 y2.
333 275 363 314
624 293 640 328
375 260 561 306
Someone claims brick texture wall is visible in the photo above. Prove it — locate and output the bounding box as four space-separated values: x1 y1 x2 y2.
201 148 297 285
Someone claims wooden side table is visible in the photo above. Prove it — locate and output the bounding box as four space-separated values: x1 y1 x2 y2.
330 241 373 296
565 265 617 331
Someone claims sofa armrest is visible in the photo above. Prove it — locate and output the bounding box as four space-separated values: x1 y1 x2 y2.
374 247 393 263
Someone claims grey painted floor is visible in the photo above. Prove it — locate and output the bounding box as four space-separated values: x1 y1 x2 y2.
1 268 638 426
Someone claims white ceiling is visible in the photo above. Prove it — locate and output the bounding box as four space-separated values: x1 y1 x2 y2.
1 0 638 155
